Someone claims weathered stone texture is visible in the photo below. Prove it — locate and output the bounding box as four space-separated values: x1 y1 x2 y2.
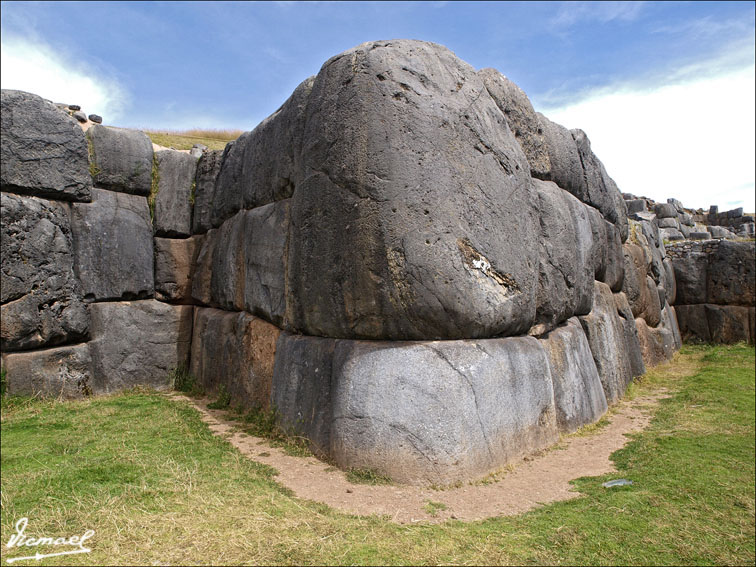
479 68 550 178
285 40 539 340
706 241 755 306
87 125 153 195
1 343 92 398
71 188 154 301
579 282 643 404
192 149 223 234
154 236 204 303
273 333 559 485
1 90 92 202
190 308 280 411
538 317 607 433
153 150 197 237
1 193 89 351
88 300 193 393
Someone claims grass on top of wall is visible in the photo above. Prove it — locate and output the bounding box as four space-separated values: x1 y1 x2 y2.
143 128 244 151
1 344 754 566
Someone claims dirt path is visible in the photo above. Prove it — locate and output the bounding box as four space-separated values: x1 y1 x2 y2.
171 391 668 524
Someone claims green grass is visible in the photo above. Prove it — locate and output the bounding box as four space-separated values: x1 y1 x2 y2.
345 468 394 486
1 344 754 565
143 128 243 151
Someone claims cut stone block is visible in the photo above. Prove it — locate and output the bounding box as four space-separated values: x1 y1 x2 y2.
190 307 280 411
88 300 193 393
71 188 154 301
154 236 204 303
87 125 153 195
1 192 88 351
1 343 92 398
272 333 559 485
1 89 92 202
153 150 197 237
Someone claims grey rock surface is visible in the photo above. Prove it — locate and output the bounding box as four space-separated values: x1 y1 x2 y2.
658 217 680 229
641 275 662 327
1 90 92 202
630 210 656 223
704 304 754 344
689 231 711 240
538 317 607 433
1 343 93 398
635 317 675 367
271 333 338 455
660 227 684 241
330 336 559 485
71 188 154 301
625 199 647 214
614 291 646 378
672 252 709 305
191 228 218 306
536 113 586 200
655 203 678 218
87 125 153 195
192 149 223 234
667 198 685 213
706 225 736 239
153 150 197 237
191 307 280 411
674 304 711 343
73 111 87 123
531 179 594 334
479 68 550 178
88 114 102 124
1 193 88 351
579 281 640 404
603 220 626 292
154 236 203 303
286 40 539 340
88 300 193 393
706 241 755 306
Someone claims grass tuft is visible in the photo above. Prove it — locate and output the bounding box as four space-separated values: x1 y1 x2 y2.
345 467 394 486
143 128 243 151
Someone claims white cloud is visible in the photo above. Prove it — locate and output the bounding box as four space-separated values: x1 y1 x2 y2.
549 1 645 31
537 54 756 213
1 36 128 123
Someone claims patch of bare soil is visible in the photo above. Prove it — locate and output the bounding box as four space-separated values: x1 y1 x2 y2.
170 391 668 524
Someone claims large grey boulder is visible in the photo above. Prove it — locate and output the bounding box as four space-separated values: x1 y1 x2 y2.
1 90 92 202
706 225 736 239
153 150 196 237
658 217 680 229
579 281 641 404
614 291 646 378
531 179 594 334
191 228 218 306
1 343 93 398
603 220 626 292
706 241 755 306
71 188 154 301
88 300 193 393
329 336 558 485
285 40 539 340
1 193 88 351
641 275 662 328
538 317 607 433
621 242 648 318
191 308 280 410
625 199 647 214
536 112 586 201
635 317 675 367
192 149 223 234
211 76 314 227
273 333 559 485
87 125 153 195
479 68 550 178
154 236 204 303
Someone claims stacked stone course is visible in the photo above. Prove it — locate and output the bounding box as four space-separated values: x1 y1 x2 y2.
6 39 739 486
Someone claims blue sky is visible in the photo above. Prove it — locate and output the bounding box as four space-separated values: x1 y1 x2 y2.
2 1 754 211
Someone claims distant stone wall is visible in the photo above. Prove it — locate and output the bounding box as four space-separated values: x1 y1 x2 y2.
666 239 755 344
0 40 693 486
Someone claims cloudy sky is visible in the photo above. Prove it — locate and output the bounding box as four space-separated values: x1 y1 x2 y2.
2 1 754 211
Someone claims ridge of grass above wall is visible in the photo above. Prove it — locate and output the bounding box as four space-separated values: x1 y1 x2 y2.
142 128 244 151
1 344 754 566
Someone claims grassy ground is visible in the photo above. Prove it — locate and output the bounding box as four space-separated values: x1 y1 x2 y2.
1 344 754 565
142 128 244 151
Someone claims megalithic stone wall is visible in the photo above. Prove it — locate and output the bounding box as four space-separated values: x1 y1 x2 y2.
5 38 727 485
1 90 200 397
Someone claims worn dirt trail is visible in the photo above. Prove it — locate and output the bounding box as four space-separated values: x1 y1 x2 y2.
171 391 667 524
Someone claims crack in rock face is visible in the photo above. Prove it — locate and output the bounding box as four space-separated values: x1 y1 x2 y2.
457 238 520 294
